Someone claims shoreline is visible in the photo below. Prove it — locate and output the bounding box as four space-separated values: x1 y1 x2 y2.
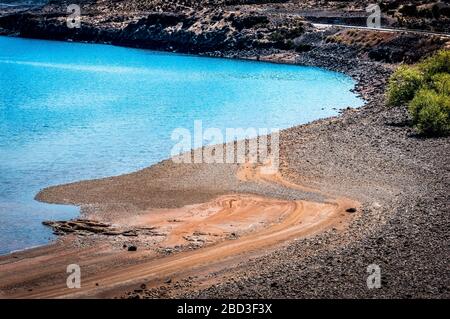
0 42 391 298
30 37 373 224
2 160 360 298
0 33 365 257
0 11 449 298
0 33 364 258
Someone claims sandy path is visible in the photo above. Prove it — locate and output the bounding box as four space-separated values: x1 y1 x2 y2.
0 165 357 298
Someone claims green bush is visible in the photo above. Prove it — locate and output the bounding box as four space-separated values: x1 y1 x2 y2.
430 73 450 95
419 50 450 79
386 66 424 107
386 49 450 135
409 89 450 135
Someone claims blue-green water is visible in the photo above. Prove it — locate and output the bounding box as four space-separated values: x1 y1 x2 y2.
0 36 363 254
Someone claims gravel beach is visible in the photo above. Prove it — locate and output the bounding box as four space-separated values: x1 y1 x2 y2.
0 47 444 299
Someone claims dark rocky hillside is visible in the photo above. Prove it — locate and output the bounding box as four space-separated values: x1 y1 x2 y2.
2 1 450 32
0 0 448 64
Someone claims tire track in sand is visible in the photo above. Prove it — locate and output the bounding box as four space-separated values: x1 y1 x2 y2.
1 164 358 298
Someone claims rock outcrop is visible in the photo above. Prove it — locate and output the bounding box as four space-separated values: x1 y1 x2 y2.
43 219 163 237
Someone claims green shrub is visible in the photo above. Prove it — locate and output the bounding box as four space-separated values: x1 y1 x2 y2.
386 66 424 107
269 31 284 42
286 26 304 39
430 73 450 95
385 49 450 135
409 89 450 135
419 50 450 79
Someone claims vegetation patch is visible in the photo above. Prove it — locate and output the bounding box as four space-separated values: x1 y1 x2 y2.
386 50 450 136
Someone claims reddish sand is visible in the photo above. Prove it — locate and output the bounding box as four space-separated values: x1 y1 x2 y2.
0 163 358 298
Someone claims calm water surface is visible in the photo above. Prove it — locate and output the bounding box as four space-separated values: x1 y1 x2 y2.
0 36 364 254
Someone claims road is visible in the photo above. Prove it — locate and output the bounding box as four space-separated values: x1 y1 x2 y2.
312 23 450 39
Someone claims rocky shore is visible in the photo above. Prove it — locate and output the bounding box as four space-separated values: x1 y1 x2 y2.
115 52 448 298
183 66 449 299
0 0 448 299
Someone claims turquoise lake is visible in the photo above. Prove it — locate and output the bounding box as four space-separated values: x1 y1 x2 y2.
0 36 364 254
